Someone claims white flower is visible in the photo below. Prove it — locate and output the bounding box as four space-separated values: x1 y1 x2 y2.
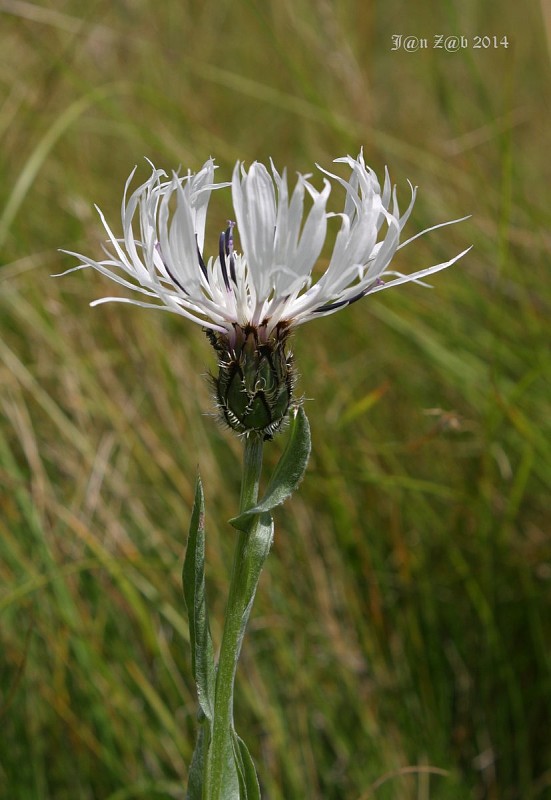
61 152 470 437
61 152 470 344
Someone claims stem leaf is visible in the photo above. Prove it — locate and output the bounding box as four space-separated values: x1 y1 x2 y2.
206 510 272 799
230 407 311 529
235 512 274 655
182 474 215 722
185 723 208 800
232 730 261 800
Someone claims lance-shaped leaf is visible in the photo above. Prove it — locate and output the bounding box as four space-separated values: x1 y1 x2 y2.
233 511 274 664
230 407 311 531
185 724 208 800
182 474 215 721
204 510 273 800
232 730 261 800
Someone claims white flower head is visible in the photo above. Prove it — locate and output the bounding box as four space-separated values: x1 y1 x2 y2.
62 151 469 340
61 152 470 437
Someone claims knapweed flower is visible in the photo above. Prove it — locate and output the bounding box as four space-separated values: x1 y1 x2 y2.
62 152 470 439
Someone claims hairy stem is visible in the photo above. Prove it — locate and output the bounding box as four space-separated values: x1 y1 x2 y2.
205 435 265 800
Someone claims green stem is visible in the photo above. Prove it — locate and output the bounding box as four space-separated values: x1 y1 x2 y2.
239 434 264 514
205 434 265 800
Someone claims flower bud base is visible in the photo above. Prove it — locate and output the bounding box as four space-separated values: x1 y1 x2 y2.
207 324 295 440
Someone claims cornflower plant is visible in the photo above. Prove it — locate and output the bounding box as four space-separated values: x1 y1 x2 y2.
61 151 470 799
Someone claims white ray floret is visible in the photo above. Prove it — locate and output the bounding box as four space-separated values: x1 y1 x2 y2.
61 151 470 341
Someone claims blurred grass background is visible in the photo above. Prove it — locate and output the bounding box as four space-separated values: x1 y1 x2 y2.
1 0 550 798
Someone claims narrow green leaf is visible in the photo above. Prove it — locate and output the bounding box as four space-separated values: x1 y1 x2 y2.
235 512 274 654
205 510 272 800
230 406 311 530
232 730 261 800
182 474 215 722
206 736 241 800
186 724 208 800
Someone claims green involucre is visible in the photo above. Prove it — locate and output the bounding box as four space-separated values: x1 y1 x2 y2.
207 325 295 440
